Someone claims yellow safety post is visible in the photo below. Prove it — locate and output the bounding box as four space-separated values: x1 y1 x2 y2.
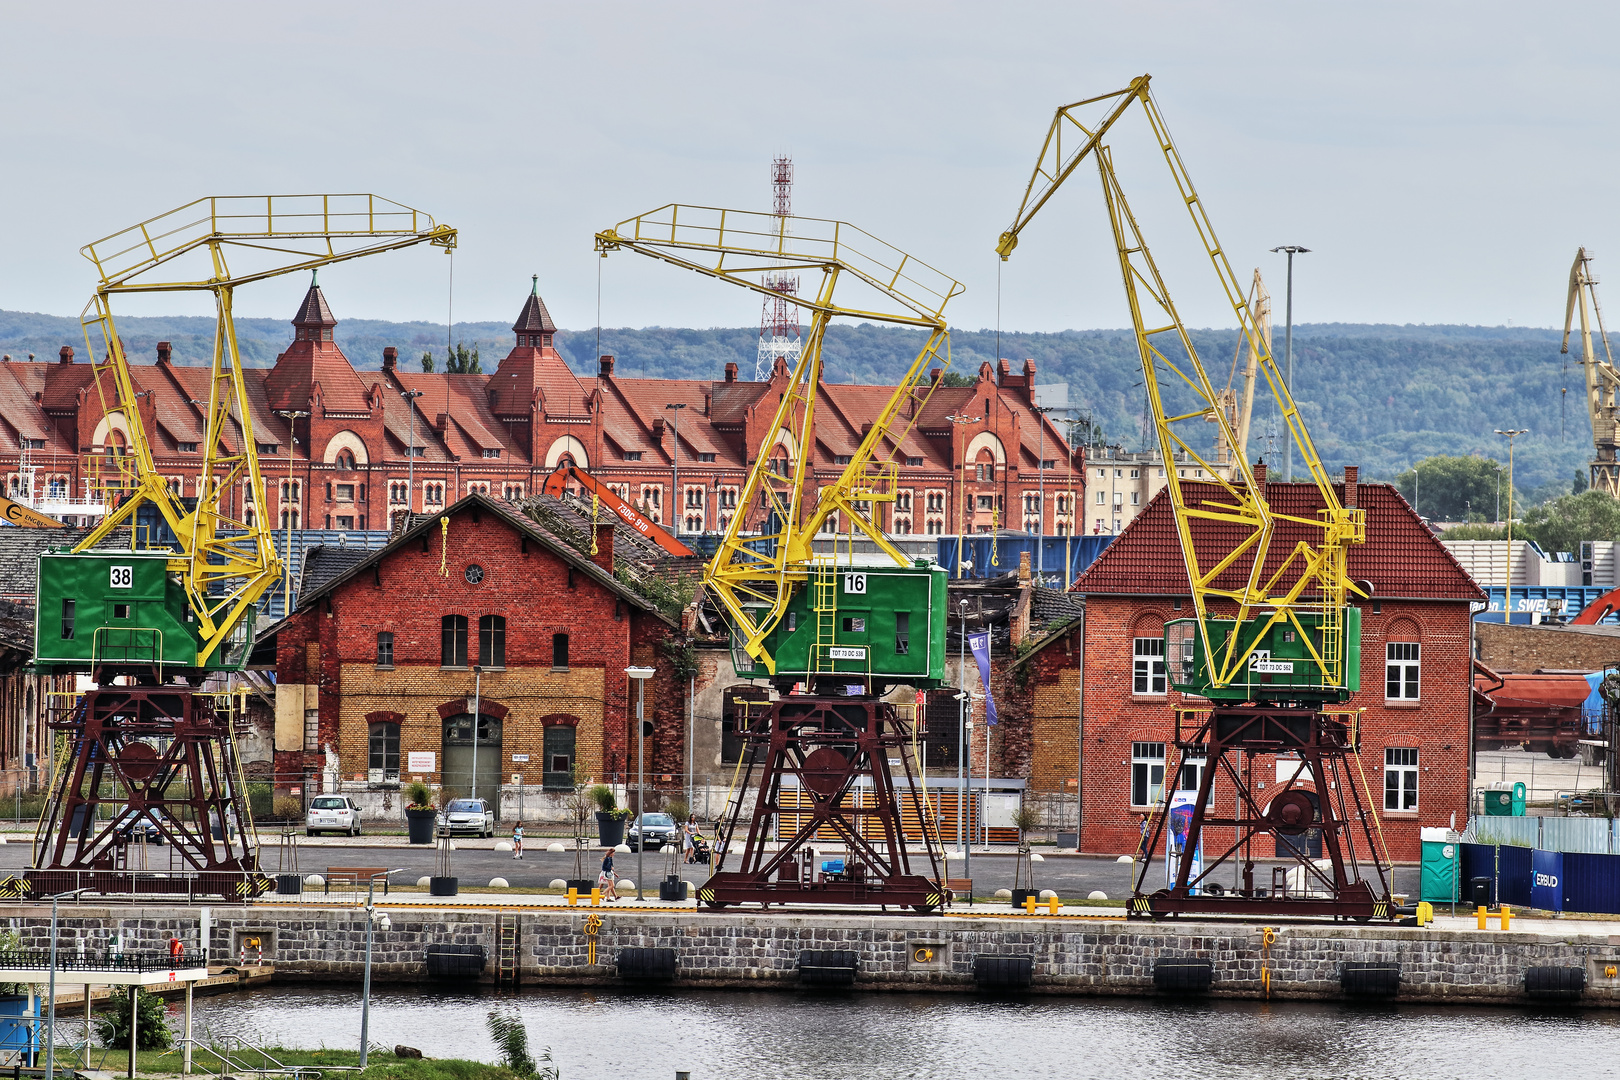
1023 896 1037 914
1500 905 1512 930
566 887 579 907
1476 906 1488 929
1416 901 1433 926
1047 897 1061 914
591 887 602 907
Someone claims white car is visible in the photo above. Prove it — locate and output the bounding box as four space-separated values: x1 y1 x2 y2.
437 798 496 837
306 795 364 837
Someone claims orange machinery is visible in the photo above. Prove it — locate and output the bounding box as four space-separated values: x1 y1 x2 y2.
540 464 695 558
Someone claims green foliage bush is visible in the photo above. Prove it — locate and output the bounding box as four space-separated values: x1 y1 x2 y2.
94 989 171 1050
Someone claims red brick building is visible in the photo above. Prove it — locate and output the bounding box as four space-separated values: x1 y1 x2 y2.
1018 466 1484 861
267 492 683 812
0 280 1085 540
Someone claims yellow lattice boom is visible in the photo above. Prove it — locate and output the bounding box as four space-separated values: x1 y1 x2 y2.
596 206 964 673
75 194 456 665
997 77 1364 691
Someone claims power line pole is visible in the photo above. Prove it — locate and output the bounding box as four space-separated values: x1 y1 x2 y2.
1269 245 1310 482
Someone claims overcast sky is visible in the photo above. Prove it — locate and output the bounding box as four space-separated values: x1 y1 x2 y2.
3 1 1616 336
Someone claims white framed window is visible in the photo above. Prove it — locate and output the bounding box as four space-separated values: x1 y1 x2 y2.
1133 636 1166 695
1096 490 1106 505
1386 642 1420 700
1175 746 1207 793
1130 491 1140 505
1384 747 1418 810
1131 742 1166 806
1130 469 1140 478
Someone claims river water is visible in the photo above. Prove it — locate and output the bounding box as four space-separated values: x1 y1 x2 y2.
173 984 1619 1080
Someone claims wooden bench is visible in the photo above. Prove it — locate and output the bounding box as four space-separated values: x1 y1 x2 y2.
942 878 973 907
325 866 391 895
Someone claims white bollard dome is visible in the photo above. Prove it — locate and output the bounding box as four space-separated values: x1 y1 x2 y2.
993 888 1013 899
549 878 569 890
1030 853 1045 862
614 844 631 853
489 877 510 888
1039 889 1057 900
1088 890 1108 901
304 875 324 887
494 841 513 852
547 842 566 853
1116 854 1134 864
417 877 432 888
615 879 635 892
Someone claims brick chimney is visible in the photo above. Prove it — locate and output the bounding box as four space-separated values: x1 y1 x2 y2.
156 341 172 364
1022 357 1037 389
592 521 614 571
653 417 666 439
382 346 397 372
724 362 738 383
1252 461 1267 484
600 354 615 377
1343 465 1358 508
704 390 712 416
58 346 73 365
930 367 942 385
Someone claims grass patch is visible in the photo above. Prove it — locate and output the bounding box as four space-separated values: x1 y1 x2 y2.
100 1045 521 1080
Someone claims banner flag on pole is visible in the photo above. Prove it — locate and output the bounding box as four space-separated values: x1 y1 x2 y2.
967 631 998 726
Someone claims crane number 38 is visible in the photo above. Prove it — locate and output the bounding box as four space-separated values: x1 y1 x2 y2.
110 566 133 589
843 573 867 594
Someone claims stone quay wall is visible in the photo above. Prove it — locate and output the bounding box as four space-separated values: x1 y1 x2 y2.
5 904 1619 1006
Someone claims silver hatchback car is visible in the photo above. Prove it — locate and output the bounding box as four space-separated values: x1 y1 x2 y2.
306 795 364 837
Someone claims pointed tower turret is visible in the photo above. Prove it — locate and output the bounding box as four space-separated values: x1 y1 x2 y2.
512 274 556 349
266 271 370 413
292 270 338 342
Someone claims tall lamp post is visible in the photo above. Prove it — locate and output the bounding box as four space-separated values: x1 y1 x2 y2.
626 666 656 901
357 869 408 1068
956 598 970 881
274 409 308 616
1495 428 1529 624
1053 416 1086 587
401 389 425 515
44 887 91 1080
946 413 981 578
666 403 687 535
1268 245 1309 483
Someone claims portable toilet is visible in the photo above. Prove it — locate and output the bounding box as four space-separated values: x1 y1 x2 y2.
1419 826 1459 903
1483 781 1527 816
0 993 37 1063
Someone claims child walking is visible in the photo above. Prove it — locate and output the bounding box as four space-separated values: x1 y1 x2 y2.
511 822 524 860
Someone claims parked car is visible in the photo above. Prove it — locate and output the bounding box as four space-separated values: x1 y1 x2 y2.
436 798 495 837
115 809 165 845
627 812 680 852
306 795 364 837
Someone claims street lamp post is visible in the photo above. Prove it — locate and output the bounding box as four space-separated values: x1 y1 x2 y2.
626 666 656 901
357 869 407 1068
1053 416 1085 587
401 389 425 515
945 413 982 578
470 665 483 803
44 887 91 1080
1269 245 1310 483
274 409 308 616
1495 429 1529 624
666 403 687 535
957 598 970 882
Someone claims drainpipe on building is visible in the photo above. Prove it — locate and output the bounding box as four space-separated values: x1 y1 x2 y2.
1075 599 1085 850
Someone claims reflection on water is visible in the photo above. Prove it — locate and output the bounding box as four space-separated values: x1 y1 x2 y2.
183 983 1620 1080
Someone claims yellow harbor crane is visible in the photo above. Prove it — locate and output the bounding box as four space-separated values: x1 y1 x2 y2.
996 75 1364 697
1215 268 1272 467
597 207 962 682
1562 247 1620 496
49 195 455 669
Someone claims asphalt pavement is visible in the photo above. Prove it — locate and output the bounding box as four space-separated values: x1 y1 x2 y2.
0 834 1420 899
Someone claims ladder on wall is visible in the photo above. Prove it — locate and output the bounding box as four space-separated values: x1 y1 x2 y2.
495 912 519 986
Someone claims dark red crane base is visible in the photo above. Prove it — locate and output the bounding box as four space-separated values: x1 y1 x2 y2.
32 673 269 896
1130 706 1396 923
697 696 946 913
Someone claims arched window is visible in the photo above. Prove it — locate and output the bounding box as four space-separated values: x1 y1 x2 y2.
479 615 505 668
335 450 355 471
441 614 468 667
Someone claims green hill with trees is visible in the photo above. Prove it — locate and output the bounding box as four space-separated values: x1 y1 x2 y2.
0 309 1588 497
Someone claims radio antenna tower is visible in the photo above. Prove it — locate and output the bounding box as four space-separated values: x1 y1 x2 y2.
756 155 802 380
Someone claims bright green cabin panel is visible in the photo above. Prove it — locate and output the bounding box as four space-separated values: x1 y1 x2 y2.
33 551 253 673
734 562 947 688
1164 606 1361 704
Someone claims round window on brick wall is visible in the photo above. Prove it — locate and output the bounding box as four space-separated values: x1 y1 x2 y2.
464 563 486 585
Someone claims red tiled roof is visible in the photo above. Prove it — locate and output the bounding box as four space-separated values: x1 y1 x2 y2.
1073 480 1485 602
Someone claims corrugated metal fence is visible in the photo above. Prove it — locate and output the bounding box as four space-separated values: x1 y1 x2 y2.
1465 815 1618 853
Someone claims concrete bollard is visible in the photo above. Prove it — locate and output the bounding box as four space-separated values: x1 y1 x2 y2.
489 877 510 888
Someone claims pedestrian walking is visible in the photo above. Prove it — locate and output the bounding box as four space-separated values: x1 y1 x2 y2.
599 848 619 902
682 814 697 864
512 821 524 860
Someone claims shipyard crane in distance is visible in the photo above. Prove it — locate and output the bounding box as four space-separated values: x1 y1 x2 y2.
1215 269 1271 467
1561 247 1620 496
998 76 1392 921
29 196 454 892
596 206 959 910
